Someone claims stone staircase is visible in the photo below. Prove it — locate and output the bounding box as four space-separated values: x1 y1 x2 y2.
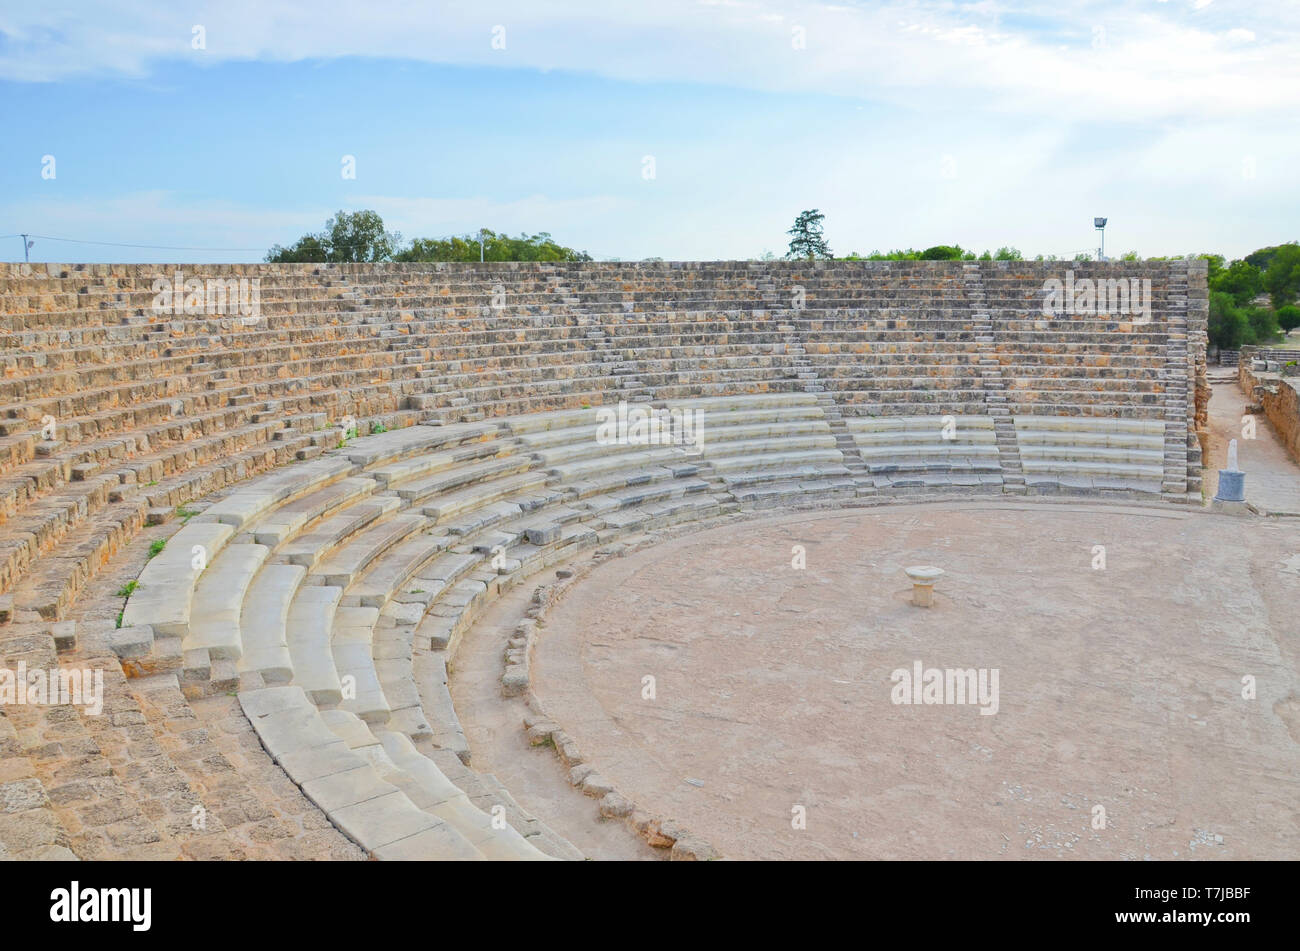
777 319 874 487
963 263 1026 495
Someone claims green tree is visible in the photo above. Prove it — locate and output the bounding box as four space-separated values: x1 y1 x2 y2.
919 245 964 260
1276 304 1300 332
1245 246 1283 272
1244 305 1282 343
267 210 401 263
1210 259 1264 306
1263 243 1300 308
994 247 1024 261
264 234 328 263
785 210 832 260
1208 291 1250 350
1207 291 1282 349
397 230 590 263
323 210 402 263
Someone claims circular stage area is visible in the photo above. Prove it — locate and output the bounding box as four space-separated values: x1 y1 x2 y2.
531 502 1300 860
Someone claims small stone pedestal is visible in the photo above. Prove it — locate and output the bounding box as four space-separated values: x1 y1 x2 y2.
905 566 944 608
1215 469 1245 502
1212 439 1248 515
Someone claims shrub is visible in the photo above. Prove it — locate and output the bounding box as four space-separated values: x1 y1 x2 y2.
1208 291 1250 349
1277 305 1300 332
1244 306 1282 344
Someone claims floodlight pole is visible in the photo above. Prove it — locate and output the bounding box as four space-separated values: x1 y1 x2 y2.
479 229 485 263
1094 217 1108 262
20 234 30 264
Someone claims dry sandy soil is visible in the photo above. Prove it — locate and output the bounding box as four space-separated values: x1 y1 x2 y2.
525 502 1300 860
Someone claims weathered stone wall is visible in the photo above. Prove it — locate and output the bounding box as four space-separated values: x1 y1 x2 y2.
1188 260 1210 472
1242 346 1300 365
1239 358 1300 466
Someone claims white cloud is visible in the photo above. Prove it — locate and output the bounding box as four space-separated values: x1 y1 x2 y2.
3 2 1297 262
0 1 1296 125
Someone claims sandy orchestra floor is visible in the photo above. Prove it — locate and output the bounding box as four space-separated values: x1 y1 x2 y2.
526 503 1300 860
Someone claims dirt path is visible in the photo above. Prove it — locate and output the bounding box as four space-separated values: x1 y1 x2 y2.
1204 375 1300 515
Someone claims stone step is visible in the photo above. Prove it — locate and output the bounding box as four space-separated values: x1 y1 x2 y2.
239 687 487 859
312 513 430 588
239 562 306 683
286 585 345 705
185 542 270 664
120 521 236 639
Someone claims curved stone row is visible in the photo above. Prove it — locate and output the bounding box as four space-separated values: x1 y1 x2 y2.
0 260 1205 626
107 393 851 857
101 383 1204 859
510 559 728 860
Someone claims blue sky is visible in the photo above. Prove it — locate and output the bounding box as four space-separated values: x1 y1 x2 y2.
1 0 1297 263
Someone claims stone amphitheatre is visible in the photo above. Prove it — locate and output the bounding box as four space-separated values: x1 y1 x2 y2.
1 258 1298 862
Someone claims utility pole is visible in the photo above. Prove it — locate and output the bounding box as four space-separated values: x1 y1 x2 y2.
20 234 31 263
479 229 485 263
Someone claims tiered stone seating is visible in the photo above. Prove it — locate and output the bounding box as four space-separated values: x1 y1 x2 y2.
846 415 1002 491
120 521 234 638
1 260 1209 624
981 263 1173 417
1013 416 1167 492
0 259 1202 606
239 562 303 682
1 259 1208 860
105 389 878 856
1 265 438 622
237 685 541 859
663 393 854 504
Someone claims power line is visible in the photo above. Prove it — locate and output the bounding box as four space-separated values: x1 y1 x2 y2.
12 233 269 252
6 230 623 260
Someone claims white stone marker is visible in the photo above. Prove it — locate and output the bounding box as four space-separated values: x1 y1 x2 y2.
905 565 945 608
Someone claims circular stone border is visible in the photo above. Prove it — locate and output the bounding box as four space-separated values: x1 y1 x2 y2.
502 512 769 860
477 491 1291 862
